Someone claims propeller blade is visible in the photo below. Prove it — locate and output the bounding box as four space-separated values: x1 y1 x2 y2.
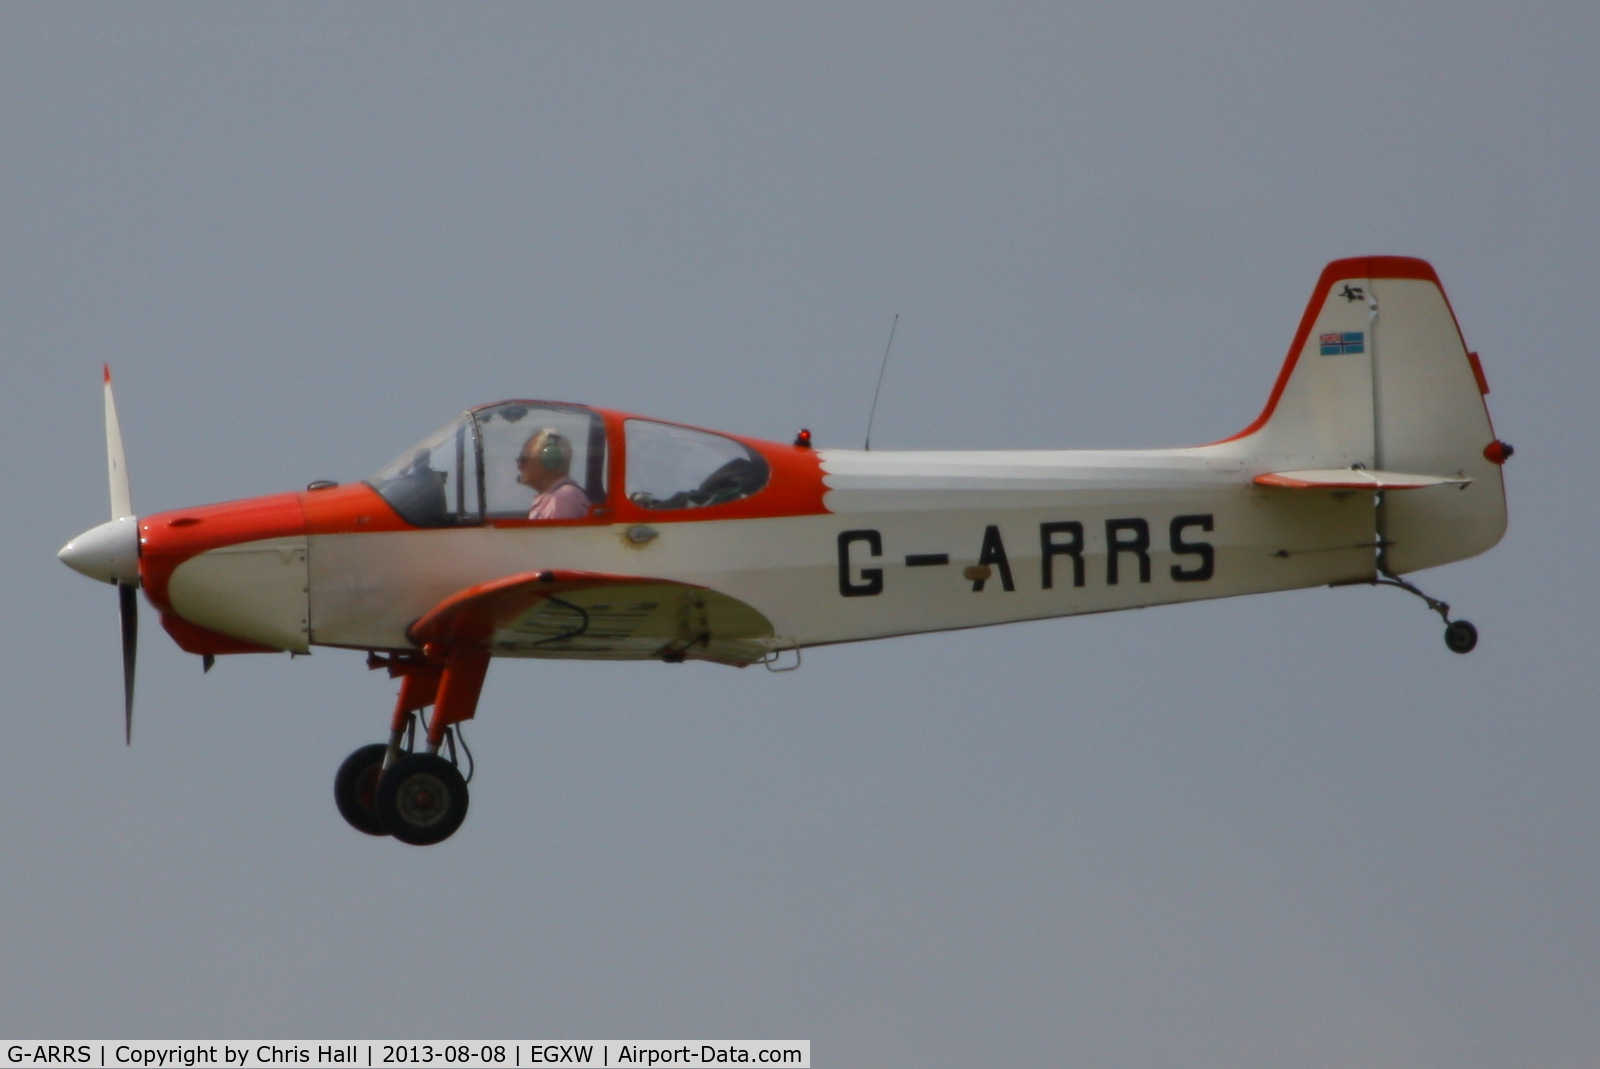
119 582 138 744
107 367 139 742
104 365 132 521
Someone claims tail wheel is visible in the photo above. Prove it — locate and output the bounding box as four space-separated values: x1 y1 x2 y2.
334 743 391 836
1444 619 1479 655
375 752 470 845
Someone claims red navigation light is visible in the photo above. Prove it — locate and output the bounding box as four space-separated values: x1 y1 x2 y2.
794 428 813 448
1483 440 1514 465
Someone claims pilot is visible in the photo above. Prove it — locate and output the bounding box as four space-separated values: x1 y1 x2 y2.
517 429 592 520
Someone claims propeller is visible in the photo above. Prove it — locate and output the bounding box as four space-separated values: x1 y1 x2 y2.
58 366 141 743
104 368 137 742
105 365 136 744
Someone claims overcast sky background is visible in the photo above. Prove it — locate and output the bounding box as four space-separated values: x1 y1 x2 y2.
3 4 1597 1065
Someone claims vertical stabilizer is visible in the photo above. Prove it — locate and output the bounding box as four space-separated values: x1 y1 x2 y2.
1221 263 1381 469
1223 257 1507 575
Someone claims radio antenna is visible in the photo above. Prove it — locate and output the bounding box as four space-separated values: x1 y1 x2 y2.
864 313 900 451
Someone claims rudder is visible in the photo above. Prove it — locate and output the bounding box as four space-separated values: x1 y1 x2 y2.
1365 259 1507 573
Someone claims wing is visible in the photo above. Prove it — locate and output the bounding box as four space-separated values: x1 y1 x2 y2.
407 569 776 666
1254 469 1471 490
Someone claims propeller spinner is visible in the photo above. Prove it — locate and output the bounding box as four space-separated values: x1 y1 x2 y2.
57 366 140 743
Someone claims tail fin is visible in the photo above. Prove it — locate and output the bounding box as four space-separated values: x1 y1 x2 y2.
1222 256 1508 574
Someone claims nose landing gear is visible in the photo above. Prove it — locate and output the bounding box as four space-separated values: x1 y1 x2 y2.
333 647 489 845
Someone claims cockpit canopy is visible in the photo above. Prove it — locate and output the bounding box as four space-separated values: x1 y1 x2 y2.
623 418 770 510
368 402 771 527
369 402 607 527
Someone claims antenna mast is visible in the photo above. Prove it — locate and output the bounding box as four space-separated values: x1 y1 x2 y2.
864 313 899 451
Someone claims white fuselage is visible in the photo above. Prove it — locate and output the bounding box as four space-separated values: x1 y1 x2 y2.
202 443 1378 658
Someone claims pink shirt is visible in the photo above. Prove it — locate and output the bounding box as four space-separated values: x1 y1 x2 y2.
528 477 592 520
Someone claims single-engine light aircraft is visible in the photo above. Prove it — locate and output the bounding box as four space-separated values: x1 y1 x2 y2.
59 256 1511 845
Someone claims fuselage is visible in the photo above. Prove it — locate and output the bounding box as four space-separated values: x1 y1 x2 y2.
135 429 1381 665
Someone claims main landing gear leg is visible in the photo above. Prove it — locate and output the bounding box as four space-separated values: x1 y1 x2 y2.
335 657 440 838
373 646 489 846
385 664 443 769
335 650 487 844
1371 571 1479 655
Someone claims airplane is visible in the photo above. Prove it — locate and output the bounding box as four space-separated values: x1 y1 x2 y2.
58 255 1512 846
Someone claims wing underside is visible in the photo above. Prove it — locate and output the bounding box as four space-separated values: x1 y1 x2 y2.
408 569 776 666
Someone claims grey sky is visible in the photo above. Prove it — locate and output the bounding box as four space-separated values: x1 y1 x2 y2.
3 4 1597 1065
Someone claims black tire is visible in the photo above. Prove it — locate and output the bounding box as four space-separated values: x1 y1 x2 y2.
334 743 391 836
375 752 469 845
1444 619 1479 655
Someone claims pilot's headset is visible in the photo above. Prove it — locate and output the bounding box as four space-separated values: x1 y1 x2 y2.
535 429 572 473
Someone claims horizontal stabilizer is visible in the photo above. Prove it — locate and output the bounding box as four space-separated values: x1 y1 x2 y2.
1254 469 1471 491
408 569 775 665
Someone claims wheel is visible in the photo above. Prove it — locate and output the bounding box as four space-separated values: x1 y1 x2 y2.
375 752 469 845
1444 619 1478 655
334 743 391 836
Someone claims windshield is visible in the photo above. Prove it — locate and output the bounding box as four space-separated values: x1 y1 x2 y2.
368 413 482 527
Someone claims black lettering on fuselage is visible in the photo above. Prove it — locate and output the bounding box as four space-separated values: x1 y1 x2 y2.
972 525 1015 591
1169 514 1215 581
837 529 884 596
1105 518 1151 584
836 514 1215 598
1039 521 1085 589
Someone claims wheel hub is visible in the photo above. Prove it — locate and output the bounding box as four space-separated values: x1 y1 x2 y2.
396 774 450 827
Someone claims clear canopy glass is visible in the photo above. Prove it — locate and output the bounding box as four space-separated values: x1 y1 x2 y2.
624 419 769 510
369 402 607 526
368 414 481 527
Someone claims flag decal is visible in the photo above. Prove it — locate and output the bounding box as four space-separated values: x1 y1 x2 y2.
1319 331 1365 355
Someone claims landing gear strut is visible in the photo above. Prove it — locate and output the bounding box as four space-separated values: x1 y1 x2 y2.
333 646 489 844
1372 571 1478 654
